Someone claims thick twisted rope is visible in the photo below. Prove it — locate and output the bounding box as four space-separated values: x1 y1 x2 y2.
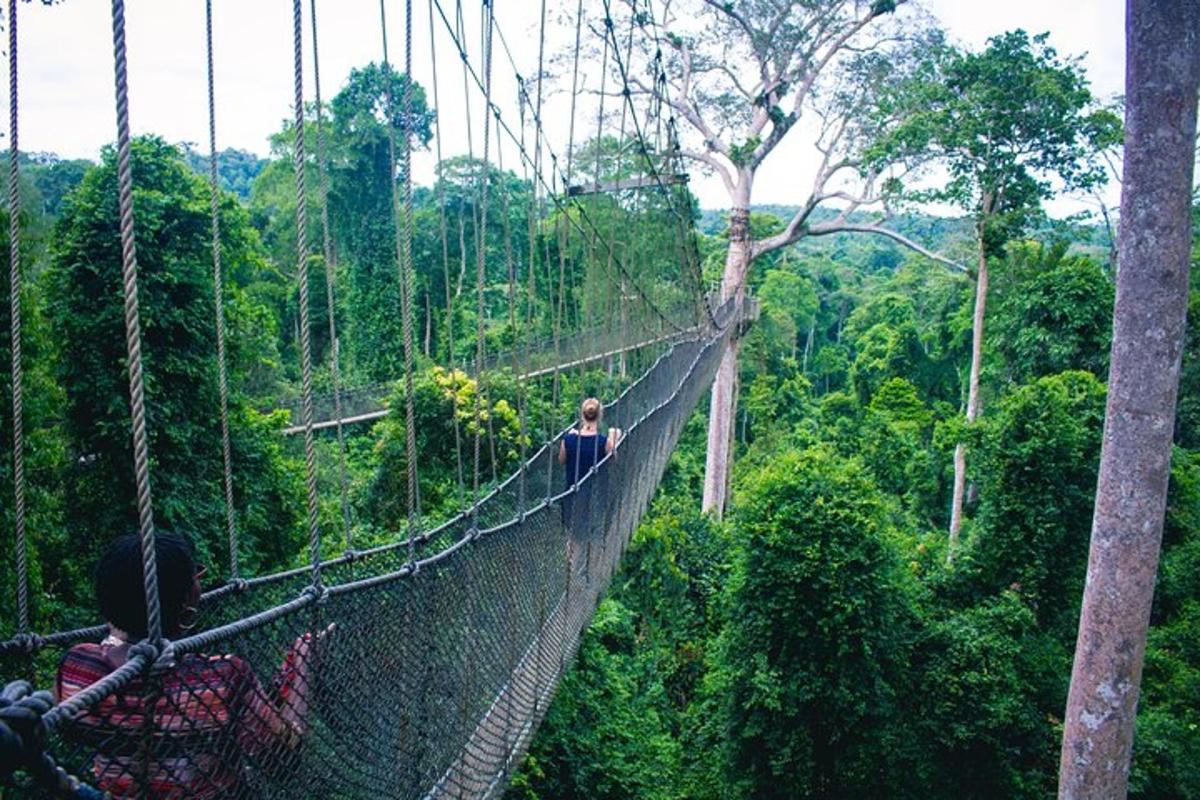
427 0 467 508
472 0 496 524
291 0 322 586
380 0 422 562
8 0 29 636
205 0 239 580
400 0 420 563
310 0 353 552
109 0 161 645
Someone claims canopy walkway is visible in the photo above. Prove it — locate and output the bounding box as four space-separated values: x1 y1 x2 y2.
275 315 702 435
0 303 739 798
0 0 745 796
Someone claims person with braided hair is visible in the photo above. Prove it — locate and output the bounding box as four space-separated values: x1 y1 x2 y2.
56 532 330 798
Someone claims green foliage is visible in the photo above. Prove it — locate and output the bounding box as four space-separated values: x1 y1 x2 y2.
181 144 268 199
45 136 302 594
508 600 682 800
913 591 1063 798
368 367 527 527
1176 279 1200 449
956 371 1107 635
710 447 915 799
989 242 1114 385
870 30 1118 250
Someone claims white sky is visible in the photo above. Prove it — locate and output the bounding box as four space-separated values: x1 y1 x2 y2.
6 0 1124 215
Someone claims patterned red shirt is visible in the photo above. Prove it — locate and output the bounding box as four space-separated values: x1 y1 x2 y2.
56 641 301 799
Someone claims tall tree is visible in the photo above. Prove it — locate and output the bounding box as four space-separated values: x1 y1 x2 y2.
1058 2 1200 796
327 63 432 380
628 0 958 517
47 137 303 582
872 30 1119 551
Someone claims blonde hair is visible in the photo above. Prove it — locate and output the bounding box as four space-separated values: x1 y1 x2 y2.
580 397 602 423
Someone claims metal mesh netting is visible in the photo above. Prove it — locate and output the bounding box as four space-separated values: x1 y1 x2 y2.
1 309 734 799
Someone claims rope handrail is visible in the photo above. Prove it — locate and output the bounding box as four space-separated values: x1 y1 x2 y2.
0 304 733 659
30 306 735 741
0 2 729 794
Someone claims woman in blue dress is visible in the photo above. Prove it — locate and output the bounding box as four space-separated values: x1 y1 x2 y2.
558 397 619 486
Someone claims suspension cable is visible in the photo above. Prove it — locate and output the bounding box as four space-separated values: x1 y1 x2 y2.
109 0 162 644
603 0 712 327
290 0 323 587
380 0 422 560
7 0 28 635
426 0 467 508
310 0 353 553
204 0 240 580
428 0 686 334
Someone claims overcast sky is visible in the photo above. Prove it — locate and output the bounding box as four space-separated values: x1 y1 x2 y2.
7 0 1124 214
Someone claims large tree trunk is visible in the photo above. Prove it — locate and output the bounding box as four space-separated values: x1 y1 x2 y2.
1058 3 1199 796
702 203 751 518
949 230 990 553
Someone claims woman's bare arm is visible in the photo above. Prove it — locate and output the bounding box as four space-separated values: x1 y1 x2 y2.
558 440 567 464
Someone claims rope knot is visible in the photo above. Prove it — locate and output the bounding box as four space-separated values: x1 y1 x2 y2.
342 548 360 564
128 639 176 674
469 527 481 542
302 584 329 606
10 633 42 655
0 680 55 783
229 578 250 593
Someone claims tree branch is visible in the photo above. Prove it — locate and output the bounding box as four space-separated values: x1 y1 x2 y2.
679 147 736 193
808 221 968 272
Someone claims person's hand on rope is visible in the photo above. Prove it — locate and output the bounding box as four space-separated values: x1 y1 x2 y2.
606 427 622 453
274 623 336 739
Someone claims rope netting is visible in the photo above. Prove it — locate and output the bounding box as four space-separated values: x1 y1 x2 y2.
273 311 700 434
0 0 745 795
1 303 734 799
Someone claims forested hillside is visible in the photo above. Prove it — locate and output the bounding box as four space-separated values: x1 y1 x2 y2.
0 0 1196 797
506 218 1200 798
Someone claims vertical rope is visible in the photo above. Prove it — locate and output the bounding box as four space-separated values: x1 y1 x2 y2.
204 0 239 580
381 0 422 560
427 0 467 508
497 116 525 512
470 2 501 490
472 0 495 526
309 0 353 553
546 0 585 499
109 0 161 644
400 0 420 561
290 0 322 586
7 0 28 635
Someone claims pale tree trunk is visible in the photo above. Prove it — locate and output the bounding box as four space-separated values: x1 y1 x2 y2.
424 290 432 358
949 229 990 553
1059 3 1199 796
802 320 815 373
702 199 751 518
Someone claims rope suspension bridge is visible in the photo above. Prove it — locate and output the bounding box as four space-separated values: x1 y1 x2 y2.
0 0 748 797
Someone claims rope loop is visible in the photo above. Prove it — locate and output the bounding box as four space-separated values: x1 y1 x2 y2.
229 578 250 594
9 633 41 655
342 548 361 564
128 638 175 674
0 680 54 783
302 583 330 606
